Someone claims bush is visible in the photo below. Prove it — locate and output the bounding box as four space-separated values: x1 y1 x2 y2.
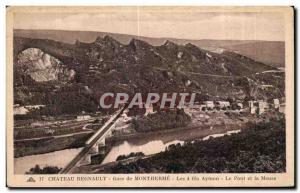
116 152 145 161
26 165 61 174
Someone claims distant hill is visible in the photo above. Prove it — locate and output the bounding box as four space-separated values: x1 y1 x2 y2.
14 29 285 67
224 41 285 67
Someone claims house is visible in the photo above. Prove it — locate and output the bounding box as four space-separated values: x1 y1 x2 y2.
215 101 230 109
273 99 280 109
250 106 257 114
204 101 214 109
13 106 29 115
248 100 268 115
14 104 45 115
237 103 243 109
258 101 268 114
25 105 45 110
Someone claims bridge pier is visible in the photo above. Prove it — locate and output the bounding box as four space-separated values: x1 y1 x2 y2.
77 138 108 166
89 138 106 154
78 155 91 166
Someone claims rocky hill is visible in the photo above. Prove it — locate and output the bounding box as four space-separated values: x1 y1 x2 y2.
13 35 284 115
14 29 285 67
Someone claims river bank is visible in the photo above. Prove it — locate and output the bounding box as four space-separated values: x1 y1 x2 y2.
14 132 93 158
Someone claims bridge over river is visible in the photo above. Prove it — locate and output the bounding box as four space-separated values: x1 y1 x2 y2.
59 106 127 174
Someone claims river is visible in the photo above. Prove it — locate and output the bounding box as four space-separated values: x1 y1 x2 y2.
14 148 83 174
14 127 241 174
102 129 241 164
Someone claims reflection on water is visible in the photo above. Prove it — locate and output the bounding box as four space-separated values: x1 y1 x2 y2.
14 148 82 174
102 140 184 164
103 130 241 164
202 130 241 140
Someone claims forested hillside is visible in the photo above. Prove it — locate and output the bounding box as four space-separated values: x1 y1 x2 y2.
108 118 285 173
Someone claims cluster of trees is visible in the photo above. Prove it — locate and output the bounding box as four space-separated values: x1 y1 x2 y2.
16 84 98 119
109 118 286 173
132 109 191 132
116 152 145 161
26 165 61 174
37 91 97 116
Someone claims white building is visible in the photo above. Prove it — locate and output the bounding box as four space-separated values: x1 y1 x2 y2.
274 99 280 109
257 101 268 115
250 106 257 114
25 105 45 110
237 103 243 109
204 101 214 109
13 106 29 115
248 100 268 115
216 101 230 108
13 104 45 115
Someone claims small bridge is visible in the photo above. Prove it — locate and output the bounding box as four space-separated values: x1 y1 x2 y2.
59 106 127 174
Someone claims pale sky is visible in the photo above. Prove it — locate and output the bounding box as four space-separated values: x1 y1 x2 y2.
13 10 285 41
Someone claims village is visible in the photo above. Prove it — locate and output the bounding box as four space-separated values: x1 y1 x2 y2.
109 97 285 136
13 96 285 141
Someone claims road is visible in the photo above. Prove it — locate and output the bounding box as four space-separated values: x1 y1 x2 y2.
14 122 96 142
154 67 284 78
14 119 92 130
154 67 241 78
59 106 127 174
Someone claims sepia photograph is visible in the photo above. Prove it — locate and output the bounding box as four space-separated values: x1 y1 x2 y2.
6 6 294 188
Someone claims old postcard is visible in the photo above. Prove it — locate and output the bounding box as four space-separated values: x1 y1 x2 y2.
6 6 294 188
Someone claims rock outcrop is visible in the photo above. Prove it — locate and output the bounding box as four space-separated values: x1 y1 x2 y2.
16 48 75 82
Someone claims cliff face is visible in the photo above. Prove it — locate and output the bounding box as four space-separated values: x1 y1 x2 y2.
16 48 75 82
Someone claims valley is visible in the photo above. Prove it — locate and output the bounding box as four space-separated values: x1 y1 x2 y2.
12 30 286 174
